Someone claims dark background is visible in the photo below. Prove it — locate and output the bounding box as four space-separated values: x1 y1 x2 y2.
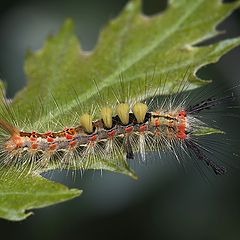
0 0 240 239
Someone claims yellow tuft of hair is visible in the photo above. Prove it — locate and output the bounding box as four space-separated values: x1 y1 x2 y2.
80 113 93 133
101 107 113 129
133 103 148 123
116 103 130 125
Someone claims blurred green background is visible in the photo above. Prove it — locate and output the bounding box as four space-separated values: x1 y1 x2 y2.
0 0 240 239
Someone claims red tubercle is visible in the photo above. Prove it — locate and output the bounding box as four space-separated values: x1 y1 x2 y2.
178 125 186 132
12 134 23 142
69 140 77 148
64 128 77 140
178 110 187 118
31 143 39 150
11 134 24 148
49 143 58 151
30 131 42 141
89 135 97 142
139 124 148 132
65 133 74 140
177 110 187 140
125 126 134 133
177 132 187 140
108 130 116 139
154 118 160 127
177 121 187 140
30 136 37 142
47 136 55 143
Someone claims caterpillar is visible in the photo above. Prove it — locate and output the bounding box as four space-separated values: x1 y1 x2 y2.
0 84 235 176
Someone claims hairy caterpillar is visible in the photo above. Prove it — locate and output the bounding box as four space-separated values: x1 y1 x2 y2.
0 82 236 176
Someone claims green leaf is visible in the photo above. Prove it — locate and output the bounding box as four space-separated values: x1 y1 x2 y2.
0 168 81 221
14 0 240 128
0 0 239 221
192 127 225 136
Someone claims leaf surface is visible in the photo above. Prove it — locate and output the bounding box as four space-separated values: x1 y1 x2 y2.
0 169 81 221
0 0 239 221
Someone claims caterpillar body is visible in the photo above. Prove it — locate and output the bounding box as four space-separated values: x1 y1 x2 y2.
0 91 234 176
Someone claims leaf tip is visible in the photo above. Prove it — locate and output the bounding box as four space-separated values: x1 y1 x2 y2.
60 18 75 34
125 0 142 13
69 188 83 197
127 170 139 180
192 127 225 137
